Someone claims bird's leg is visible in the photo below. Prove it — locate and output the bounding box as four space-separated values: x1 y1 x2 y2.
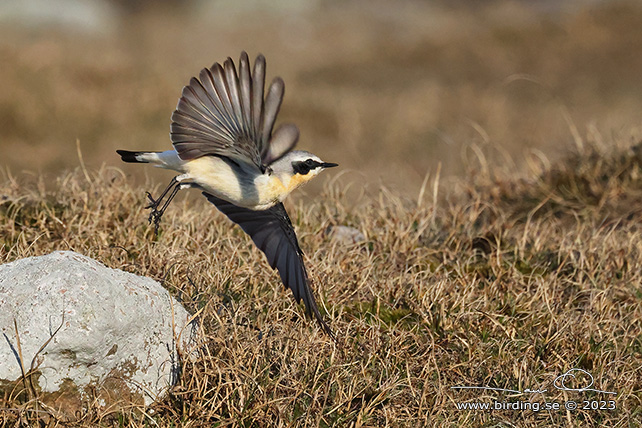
146 176 178 210
148 182 194 234
145 174 191 233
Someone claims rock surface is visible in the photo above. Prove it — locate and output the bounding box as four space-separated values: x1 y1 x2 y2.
0 251 194 414
326 225 366 245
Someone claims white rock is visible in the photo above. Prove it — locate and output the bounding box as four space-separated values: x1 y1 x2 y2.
326 225 366 245
0 251 194 407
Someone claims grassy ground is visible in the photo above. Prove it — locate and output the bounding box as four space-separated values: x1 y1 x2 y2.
1 139 641 426
2 1 642 426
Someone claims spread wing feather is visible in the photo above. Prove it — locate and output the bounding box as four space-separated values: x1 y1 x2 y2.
238 53 253 139
260 78 284 151
263 123 299 165
171 52 300 168
203 192 332 336
251 55 265 140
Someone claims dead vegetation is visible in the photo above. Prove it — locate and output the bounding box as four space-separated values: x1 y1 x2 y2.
1 139 641 427
2 2 642 424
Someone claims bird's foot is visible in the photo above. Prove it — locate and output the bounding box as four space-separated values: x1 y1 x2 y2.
145 192 163 234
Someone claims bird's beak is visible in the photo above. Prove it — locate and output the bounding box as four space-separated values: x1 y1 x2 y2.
322 162 339 168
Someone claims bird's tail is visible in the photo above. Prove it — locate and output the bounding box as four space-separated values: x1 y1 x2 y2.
116 150 158 163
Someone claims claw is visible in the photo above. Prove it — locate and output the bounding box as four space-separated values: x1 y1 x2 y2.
148 210 157 225
151 212 162 235
145 191 157 209
145 192 163 233
140 176 191 236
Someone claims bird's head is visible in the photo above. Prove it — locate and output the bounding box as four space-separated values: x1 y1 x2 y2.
270 150 338 193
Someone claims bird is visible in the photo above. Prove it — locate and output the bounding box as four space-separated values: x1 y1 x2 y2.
117 52 337 336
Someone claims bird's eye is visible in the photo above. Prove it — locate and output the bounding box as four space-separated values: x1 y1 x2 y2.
305 159 315 167
293 161 310 175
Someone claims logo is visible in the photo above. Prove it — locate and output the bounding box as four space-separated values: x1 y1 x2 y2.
451 368 616 396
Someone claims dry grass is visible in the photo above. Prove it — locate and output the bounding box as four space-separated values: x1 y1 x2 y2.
1 137 641 427
2 1 642 426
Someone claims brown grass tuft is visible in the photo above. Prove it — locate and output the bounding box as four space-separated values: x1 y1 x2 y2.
1 139 641 426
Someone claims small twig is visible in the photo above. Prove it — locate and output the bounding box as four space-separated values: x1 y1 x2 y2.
13 319 30 401
28 312 66 392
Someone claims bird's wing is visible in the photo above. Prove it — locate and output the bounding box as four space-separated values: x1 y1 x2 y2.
171 52 300 169
262 122 299 166
203 192 332 336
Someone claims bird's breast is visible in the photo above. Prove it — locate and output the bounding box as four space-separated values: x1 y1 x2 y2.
184 156 287 210
254 174 289 208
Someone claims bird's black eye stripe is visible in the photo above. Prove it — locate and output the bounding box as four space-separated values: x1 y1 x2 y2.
292 161 310 175
293 159 321 175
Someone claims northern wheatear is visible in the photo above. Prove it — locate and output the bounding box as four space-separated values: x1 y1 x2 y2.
117 52 336 335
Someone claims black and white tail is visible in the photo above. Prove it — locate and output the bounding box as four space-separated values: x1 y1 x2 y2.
117 149 184 171
117 150 156 163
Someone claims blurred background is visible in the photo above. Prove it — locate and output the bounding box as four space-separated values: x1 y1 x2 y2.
2 0 642 199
